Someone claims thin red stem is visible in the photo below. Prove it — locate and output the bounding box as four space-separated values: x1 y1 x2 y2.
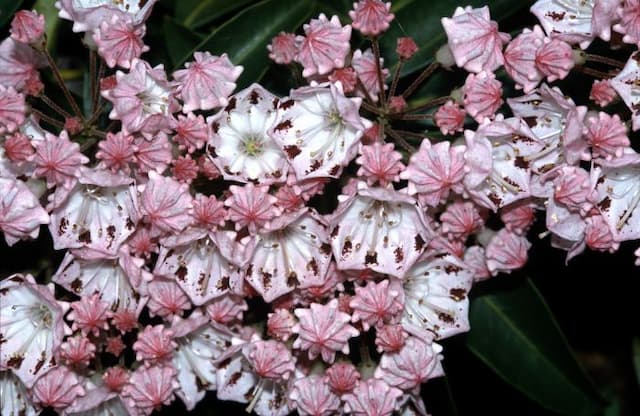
43 48 84 120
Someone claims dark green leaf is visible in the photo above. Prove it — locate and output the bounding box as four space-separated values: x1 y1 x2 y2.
175 0 315 88
34 0 61 51
0 0 23 29
163 17 204 68
466 278 605 415
176 0 255 30
380 0 532 77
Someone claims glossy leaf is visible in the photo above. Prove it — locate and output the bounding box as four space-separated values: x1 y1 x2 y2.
163 17 204 68
379 0 530 77
175 0 315 87
176 0 255 29
466 278 605 415
0 0 23 28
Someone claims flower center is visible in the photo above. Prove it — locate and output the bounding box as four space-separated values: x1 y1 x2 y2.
241 136 265 157
29 303 53 328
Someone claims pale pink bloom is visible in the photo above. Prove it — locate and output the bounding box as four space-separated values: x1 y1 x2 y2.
49 169 138 255
103 367 129 392
593 0 621 41
590 79 617 107
128 226 157 258
331 185 432 278
103 59 177 136
343 378 403 416
93 16 148 68
53 252 147 317
441 6 510 73
352 48 388 101
0 177 49 246
289 375 341 416
274 181 305 212
4 132 34 163
268 32 299 64
64 116 83 135
350 280 403 330
356 142 404 186
530 0 595 48
246 340 295 380
500 200 536 234
68 293 111 336
349 0 394 36
486 229 531 275
96 131 137 173
225 183 280 234
267 309 296 341
375 335 444 390
440 201 484 240
427 234 466 259
329 67 358 93
434 101 465 135
396 37 418 60
375 324 408 353
56 0 157 33
171 155 198 184
0 275 69 388
295 14 352 77
551 167 591 212
172 112 209 153
270 82 370 180
0 371 38 416
464 245 491 281
122 365 177 416
503 26 545 93
105 335 126 356
614 0 640 45
31 365 85 412
10 10 45 44
147 278 191 319
246 210 331 302
133 133 172 173
546 198 587 261
402 139 466 207
0 86 25 134
205 294 248 324
463 71 503 122
33 131 88 189
292 299 359 363
325 362 360 394
173 51 243 113
535 38 575 82
610 56 640 130
208 84 288 184
154 231 245 305
140 171 193 234
585 213 619 252
111 308 138 333
585 112 630 159
133 325 177 365
192 194 226 230
60 335 96 367
0 38 45 91
402 254 474 339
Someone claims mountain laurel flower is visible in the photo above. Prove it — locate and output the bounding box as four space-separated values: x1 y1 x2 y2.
103 367 129 392
268 32 299 64
0 38 46 91
440 200 484 240
171 155 199 184
246 340 295 380
0 85 26 134
174 51 243 113
0 371 38 416
342 378 403 416
68 293 111 336
10 10 45 44
0 177 49 246
31 365 85 412
59 335 96 367
172 112 209 153
441 6 510 73
225 183 280 234
530 0 595 48
295 14 352 77
4 132 34 163
503 26 545 93
191 194 226 230
56 0 157 33
486 229 532 275
133 325 177 365
590 79 617 107
375 324 408 353
396 36 418 59
463 71 503 122
267 309 296 341
93 15 149 69
0 275 69 388
349 0 394 36
205 294 248 324
352 48 388 101
349 279 403 330
96 131 137 173
289 375 341 416
611 56 640 130
500 201 536 235
122 365 178 416
32 131 89 189
584 112 630 159
535 38 575 82
133 132 172 173
613 0 640 46
325 362 360 395
146 278 192 319
140 171 193 234
356 141 404 187
434 100 465 135
292 299 360 363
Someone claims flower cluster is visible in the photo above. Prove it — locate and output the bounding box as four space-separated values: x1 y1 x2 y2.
1 0 639 415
